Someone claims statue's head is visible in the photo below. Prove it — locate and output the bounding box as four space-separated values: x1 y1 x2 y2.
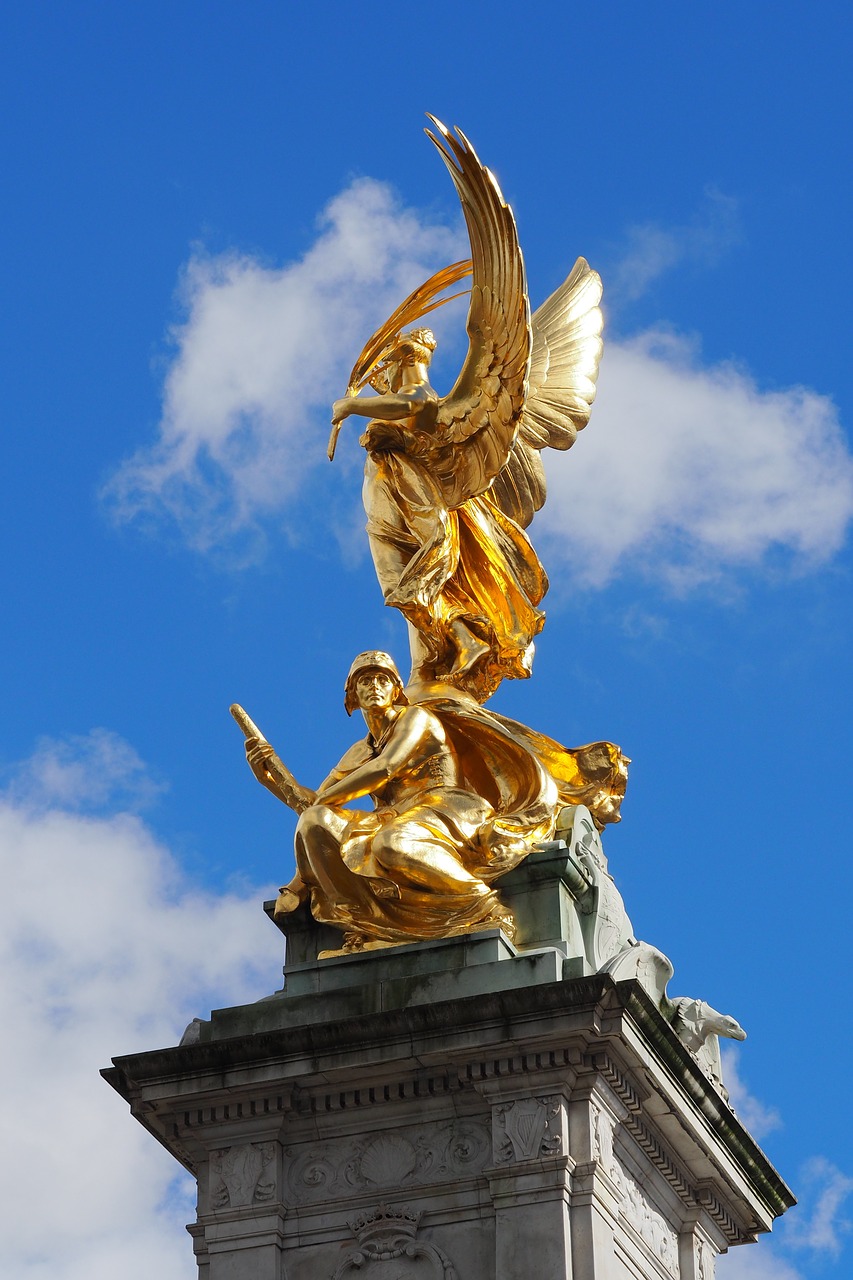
344 650 409 715
395 327 436 365
369 327 436 393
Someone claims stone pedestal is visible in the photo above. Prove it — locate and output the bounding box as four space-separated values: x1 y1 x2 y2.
104 838 792 1279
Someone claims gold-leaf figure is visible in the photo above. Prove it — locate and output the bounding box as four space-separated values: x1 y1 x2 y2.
234 120 625 952
234 651 627 953
331 118 603 702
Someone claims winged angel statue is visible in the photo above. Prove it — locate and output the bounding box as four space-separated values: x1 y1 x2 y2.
233 119 626 951
331 117 603 703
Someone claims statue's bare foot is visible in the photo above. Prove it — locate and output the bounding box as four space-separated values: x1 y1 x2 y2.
476 896 517 941
318 933 398 959
273 880 307 920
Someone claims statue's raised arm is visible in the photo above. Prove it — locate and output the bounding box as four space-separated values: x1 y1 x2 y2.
333 119 603 703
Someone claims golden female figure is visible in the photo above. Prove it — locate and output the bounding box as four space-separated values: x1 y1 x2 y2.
331 119 604 702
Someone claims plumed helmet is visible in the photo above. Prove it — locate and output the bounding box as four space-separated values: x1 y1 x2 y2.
344 651 408 715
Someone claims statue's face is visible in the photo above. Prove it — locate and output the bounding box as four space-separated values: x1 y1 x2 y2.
355 669 398 711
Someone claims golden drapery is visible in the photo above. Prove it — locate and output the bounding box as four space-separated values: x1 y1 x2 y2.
364 444 549 702
296 688 627 945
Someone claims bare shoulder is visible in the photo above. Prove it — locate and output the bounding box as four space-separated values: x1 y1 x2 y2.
394 703 445 738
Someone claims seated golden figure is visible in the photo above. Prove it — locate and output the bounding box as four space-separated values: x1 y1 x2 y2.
237 651 627 953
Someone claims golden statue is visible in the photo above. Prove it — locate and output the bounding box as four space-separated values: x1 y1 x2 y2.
233 119 627 952
232 651 626 953
329 118 603 703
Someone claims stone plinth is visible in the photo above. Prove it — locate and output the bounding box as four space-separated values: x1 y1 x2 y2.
104 844 793 1280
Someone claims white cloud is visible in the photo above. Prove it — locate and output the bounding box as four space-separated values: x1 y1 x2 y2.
719 1155 853 1278
2 727 164 812
717 1242 804 1279
0 735 280 1280
105 178 464 553
784 1157 853 1257
719 1048 782 1141
106 183 853 592
540 330 853 590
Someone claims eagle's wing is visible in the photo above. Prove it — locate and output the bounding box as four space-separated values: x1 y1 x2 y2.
488 259 603 528
426 118 532 510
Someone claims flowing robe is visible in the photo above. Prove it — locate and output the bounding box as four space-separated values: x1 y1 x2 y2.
293 691 627 945
362 423 548 702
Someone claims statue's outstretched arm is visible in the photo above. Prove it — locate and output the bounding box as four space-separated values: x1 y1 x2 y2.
332 384 435 427
317 707 432 806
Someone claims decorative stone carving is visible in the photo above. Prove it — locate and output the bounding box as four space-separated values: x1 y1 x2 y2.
351 1133 418 1188
601 941 746 1097
332 1204 457 1279
210 1142 276 1209
493 1095 562 1164
696 1235 715 1280
590 1100 620 1184
600 940 674 1008
614 1165 679 1278
286 1121 490 1202
561 808 636 969
670 997 746 1097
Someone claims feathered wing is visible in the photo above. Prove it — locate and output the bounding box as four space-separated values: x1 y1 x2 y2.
489 259 603 528
425 118 532 511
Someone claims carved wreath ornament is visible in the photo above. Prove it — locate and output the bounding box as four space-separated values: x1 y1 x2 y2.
332 1204 457 1279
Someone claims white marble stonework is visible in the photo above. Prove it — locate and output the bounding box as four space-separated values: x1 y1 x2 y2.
104 822 792 1279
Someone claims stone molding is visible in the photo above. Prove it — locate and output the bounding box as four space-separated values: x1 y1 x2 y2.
104 970 794 1276
162 1041 763 1251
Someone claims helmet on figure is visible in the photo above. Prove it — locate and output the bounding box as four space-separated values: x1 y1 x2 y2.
344 651 409 715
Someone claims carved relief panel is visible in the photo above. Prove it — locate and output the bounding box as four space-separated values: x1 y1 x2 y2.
209 1141 277 1210
332 1205 457 1280
286 1119 490 1204
492 1095 563 1164
611 1160 679 1279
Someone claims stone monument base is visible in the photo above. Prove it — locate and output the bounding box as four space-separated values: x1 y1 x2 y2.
104 848 792 1279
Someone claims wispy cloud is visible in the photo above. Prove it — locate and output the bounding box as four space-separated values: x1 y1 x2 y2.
540 330 853 591
0 735 277 1280
105 178 464 555
106 183 853 592
717 1245 804 1279
720 1155 853 1277
720 1049 782 1141
2 728 165 812
607 186 741 305
784 1157 853 1257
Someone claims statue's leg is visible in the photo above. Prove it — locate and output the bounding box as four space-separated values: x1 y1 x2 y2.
275 804 352 918
294 804 388 926
370 817 491 897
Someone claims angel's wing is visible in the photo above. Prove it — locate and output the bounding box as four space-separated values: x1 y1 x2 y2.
426 119 532 510
488 259 603 528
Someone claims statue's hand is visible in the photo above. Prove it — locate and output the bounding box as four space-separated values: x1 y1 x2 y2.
245 735 276 781
331 398 352 426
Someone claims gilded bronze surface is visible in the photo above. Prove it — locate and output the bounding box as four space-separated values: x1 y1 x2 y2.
234 119 626 953
331 119 603 702
235 653 626 953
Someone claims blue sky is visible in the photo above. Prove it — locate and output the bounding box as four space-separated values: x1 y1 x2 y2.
2 4 852 1277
